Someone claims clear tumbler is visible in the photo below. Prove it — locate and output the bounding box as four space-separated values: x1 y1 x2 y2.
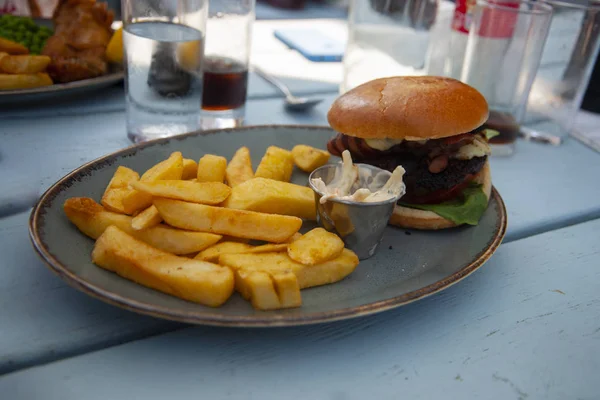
461 0 553 156
122 0 208 143
526 1 600 139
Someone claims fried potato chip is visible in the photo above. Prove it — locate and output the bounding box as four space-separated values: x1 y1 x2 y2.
154 198 302 243
0 54 51 74
182 158 198 180
226 147 253 187
92 226 234 307
131 205 162 230
224 177 316 220
101 166 140 214
195 242 254 262
219 249 359 289
291 145 330 173
255 146 294 182
287 228 344 265
131 180 230 205
236 269 301 310
197 154 227 183
0 38 29 55
64 197 221 254
122 152 184 214
0 72 52 90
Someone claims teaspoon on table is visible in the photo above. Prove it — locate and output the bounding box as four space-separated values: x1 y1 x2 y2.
252 66 324 112
519 127 563 146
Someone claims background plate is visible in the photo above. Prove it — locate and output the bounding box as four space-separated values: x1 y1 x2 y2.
0 69 123 106
29 125 507 327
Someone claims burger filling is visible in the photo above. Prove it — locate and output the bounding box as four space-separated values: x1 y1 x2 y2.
327 129 496 225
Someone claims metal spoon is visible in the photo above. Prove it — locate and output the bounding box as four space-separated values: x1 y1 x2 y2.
519 126 563 146
253 66 324 111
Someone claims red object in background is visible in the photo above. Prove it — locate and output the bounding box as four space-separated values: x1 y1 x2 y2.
452 0 519 37
0 0 58 17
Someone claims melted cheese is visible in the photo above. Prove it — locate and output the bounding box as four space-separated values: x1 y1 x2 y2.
364 138 404 151
453 136 491 160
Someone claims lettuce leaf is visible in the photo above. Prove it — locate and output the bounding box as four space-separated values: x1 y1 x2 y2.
400 185 488 226
483 129 500 140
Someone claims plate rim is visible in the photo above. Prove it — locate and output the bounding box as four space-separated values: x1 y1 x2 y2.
28 125 508 327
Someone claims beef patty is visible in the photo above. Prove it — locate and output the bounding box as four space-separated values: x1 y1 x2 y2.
327 133 487 204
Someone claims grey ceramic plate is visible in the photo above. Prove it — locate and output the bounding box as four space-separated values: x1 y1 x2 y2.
0 68 123 106
29 125 507 327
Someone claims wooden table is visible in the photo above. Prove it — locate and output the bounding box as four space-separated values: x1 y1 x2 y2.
0 19 599 400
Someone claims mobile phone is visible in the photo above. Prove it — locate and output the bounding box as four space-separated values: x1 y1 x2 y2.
273 28 345 62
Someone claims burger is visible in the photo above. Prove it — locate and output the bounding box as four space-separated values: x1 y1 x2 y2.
326 76 494 230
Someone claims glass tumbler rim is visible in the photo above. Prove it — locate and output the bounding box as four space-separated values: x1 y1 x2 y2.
541 0 600 11
475 0 553 15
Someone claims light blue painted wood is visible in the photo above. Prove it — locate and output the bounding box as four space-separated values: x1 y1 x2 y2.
0 74 338 119
1 94 600 375
0 211 183 375
1 218 598 399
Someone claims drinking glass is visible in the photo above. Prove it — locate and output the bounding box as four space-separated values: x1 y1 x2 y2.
122 0 208 143
461 0 553 156
525 0 600 139
342 0 441 93
200 0 254 130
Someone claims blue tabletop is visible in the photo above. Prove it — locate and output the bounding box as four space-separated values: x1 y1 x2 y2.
1 217 598 399
1 86 599 391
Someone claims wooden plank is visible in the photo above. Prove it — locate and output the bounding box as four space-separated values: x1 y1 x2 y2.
1 218 598 398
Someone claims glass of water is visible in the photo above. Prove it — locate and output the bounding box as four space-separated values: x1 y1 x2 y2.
200 0 254 130
122 0 208 143
525 1 600 140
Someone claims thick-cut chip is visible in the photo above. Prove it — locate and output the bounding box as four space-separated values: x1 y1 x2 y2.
141 152 184 181
92 226 234 307
122 152 184 214
291 145 330 173
182 159 198 180
236 270 301 310
0 54 51 74
255 146 294 182
101 166 140 214
195 242 254 262
197 154 227 183
64 197 221 254
131 205 162 230
154 198 302 243
131 180 230 204
195 242 288 262
270 271 302 308
0 38 29 55
226 147 253 187
287 227 344 265
0 73 52 90
219 249 359 289
224 177 316 220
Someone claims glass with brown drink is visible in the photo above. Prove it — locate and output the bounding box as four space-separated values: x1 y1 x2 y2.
200 0 254 130
460 0 552 156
